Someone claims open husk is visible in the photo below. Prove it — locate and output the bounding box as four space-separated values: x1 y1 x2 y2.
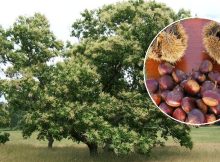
147 23 188 63
203 21 220 64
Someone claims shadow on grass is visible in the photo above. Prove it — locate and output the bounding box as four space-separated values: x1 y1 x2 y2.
0 143 159 162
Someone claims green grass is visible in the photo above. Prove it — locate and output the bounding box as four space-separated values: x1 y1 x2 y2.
190 126 220 143
0 126 220 162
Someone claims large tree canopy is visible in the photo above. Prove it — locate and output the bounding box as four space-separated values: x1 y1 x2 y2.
0 0 192 157
69 0 192 155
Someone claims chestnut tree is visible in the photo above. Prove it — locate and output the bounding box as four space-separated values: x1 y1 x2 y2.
0 13 64 148
67 0 192 156
0 0 193 157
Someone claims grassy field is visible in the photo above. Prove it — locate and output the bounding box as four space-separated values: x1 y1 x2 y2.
0 126 220 162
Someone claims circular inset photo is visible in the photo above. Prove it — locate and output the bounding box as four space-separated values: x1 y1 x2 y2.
144 18 220 125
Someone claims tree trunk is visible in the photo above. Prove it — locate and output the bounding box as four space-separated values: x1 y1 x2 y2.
70 128 98 156
48 134 54 149
103 143 112 152
87 143 98 157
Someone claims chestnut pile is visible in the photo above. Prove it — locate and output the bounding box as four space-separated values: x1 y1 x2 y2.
146 60 220 125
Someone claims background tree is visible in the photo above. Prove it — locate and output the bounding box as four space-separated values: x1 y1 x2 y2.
0 26 12 144
1 13 64 148
0 103 10 144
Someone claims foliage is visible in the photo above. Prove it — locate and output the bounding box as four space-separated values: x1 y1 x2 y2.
71 0 191 92
1 13 64 147
0 103 10 144
69 0 192 155
0 103 9 127
0 0 192 156
0 132 9 144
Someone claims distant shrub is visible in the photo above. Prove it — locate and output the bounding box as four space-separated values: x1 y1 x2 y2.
0 132 10 144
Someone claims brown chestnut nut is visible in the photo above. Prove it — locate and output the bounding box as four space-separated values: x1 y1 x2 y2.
172 108 186 122
158 62 174 75
205 114 216 123
209 105 220 115
202 90 220 107
159 102 173 115
183 79 200 95
208 71 220 83
151 93 161 106
201 81 215 95
199 60 213 73
192 71 206 83
196 99 208 114
165 89 183 107
181 97 196 113
158 75 175 90
160 90 170 101
146 79 159 93
186 109 205 124
172 69 187 83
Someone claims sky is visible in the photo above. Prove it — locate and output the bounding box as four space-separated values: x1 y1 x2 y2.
156 0 220 21
1 0 220 43
0 0 120 43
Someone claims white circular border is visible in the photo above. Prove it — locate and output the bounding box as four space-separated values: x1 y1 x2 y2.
143 16 220 126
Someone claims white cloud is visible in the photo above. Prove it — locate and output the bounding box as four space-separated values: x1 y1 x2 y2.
156 0 220 21
0 0 121 42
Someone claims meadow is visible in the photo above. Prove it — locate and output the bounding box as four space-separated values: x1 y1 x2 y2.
0 126 219 162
